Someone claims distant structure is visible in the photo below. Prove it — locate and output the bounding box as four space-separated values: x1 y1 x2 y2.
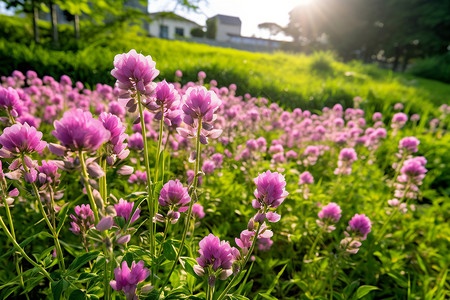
148 12 202 39
207 14 241 42
148 12 286 53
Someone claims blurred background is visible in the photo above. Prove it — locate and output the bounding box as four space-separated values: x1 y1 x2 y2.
0 0 449 110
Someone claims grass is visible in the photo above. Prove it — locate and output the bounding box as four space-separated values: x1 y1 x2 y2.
1 16 450 113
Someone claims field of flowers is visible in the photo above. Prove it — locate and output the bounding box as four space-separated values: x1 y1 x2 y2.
0 49 449 300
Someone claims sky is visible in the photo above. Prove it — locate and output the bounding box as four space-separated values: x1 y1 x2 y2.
148 0 310 40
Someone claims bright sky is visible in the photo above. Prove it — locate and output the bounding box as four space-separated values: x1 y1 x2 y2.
148 0 310 40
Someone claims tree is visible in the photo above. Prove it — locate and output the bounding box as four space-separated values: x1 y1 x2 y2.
2 0 42 43
257 22 283 39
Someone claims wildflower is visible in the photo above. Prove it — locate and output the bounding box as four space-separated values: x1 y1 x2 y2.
181 86 222 126
0 123 46 157
69 204 95 235
253 171 288 210
195 234 236 283
110 260 150 300
37 160 61 185
334 148 358 175
0 86 23 117
51 109 110 153
127 133 144 151
158 179 191 209
192 203 205 219
298 171 313 185
399 136 420 154
145 80 180 120
115 199 141 225
111 49 160 97
346 214 371 240
128 170 147 185
99 112 129 160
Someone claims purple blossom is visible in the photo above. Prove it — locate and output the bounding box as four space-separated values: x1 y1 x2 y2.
196 234 235 279
37 160 60 185
110 261 150 300
127 133 144 151
99 112 129 160
69 204 95 235
181 86 222 126
51 109 111 153
145 80 179 117
0 123 46 157
115 199 141 225
399 136 420 153
298 171 314 185
347 214 371 240
111 49 160 96
0 87 22 117
192 203 205 219
318 202 342 223
128 170 147 185
252 171 288 210
159 179 191 208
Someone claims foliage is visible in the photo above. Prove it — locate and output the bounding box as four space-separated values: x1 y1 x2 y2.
0 45 449 300
0 16 450 115
408 54 450 84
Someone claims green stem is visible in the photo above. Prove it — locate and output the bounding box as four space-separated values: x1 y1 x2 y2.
307 230 322 261
216 221 263 300
1 187 27 296
375 186 410 245
21 155 65 271
136 92 155 257
99 156 107 205
160 119 203 291
154 108 165 183
78 151 100 224
0 215 52 281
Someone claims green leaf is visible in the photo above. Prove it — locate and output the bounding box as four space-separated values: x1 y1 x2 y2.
181 257 200 279
163 240 177 261
122 252 134 266
51 279 69 300
67 251 100 275
258 294 277 300
356 285 379 299
114 216 126 228
69 289 87 300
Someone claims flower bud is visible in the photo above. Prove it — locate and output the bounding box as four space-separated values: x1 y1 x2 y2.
96 216 113 231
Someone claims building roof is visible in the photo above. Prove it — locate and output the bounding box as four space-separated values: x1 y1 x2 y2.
209 14 241 26
149 12 201 27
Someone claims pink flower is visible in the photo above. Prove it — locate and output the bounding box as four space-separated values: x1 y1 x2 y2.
253 171 288 209
318 202 342 223
0 123 46 157
159 179 191 208
69 204 95 235
111 49 159 96
347 214 371 240
115 199 140 225
298 171 314 185
51 109 110 153
110 261 150 300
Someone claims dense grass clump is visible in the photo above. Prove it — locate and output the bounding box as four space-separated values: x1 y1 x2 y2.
0 16 449 114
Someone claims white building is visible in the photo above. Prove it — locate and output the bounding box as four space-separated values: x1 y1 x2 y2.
207 14 241 42
148 12 201 39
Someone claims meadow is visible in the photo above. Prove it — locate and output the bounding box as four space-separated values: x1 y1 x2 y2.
0 17 449 300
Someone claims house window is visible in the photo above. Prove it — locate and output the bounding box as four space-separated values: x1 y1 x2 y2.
159 25 168 39
175 27 184 37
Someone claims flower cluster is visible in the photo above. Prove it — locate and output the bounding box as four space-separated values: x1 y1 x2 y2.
317 202 342 232
334 148 358 175
252 171 288 223
340 214 372 254
194 234 237 286
110 261 150 300
158 179 191 223
69 204 95 235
